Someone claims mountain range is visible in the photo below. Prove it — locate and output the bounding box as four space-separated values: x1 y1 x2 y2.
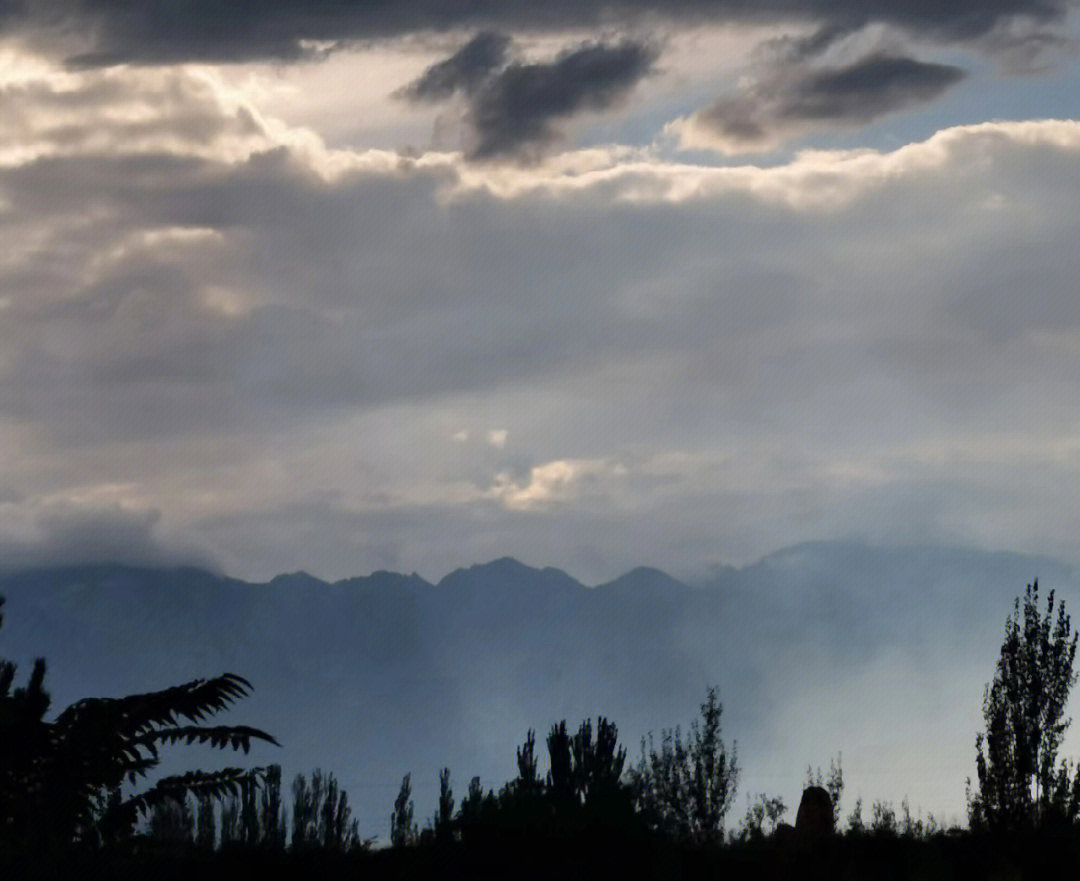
0 541 1074 837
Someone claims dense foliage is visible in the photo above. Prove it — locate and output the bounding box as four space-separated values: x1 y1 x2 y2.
969 581 1080 832
0 594 277 860
629 687 738 845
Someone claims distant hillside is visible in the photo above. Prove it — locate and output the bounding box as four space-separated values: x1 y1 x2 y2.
1 541 1074 839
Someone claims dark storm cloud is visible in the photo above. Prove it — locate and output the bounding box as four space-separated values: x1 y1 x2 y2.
692 53 966 150
0 503 217 572
782 53 966 121
464 40 659 158
400 30 512 102
11 0 1075 65
401 34 658 157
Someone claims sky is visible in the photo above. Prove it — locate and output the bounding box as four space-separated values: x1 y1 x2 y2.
0 0 1079 582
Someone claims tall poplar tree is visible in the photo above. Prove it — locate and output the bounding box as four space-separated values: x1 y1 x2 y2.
969 581 1080 831
390 773 416 847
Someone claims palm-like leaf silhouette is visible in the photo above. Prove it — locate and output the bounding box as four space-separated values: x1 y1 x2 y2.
0 595 278 854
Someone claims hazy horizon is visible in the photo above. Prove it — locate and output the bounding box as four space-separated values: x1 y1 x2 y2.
3 533 1075 591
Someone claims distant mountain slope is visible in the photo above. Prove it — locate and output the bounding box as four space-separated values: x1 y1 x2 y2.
1 541 1075 838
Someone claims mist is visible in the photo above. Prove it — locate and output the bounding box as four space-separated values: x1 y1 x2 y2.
1 540 1072 840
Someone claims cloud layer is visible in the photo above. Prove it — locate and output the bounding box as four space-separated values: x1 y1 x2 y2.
11 0 1073 64
4 0 1068 162
0 47 1078 579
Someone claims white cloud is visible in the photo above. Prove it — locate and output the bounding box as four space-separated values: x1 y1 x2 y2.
489 459 591 510
489 457 638 511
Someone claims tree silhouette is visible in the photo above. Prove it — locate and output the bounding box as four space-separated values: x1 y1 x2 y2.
146 795 194 849
545 717 627 807
456 774 491 834
739 792 787 841
195 790 217 850
431 767 455 842
537 716 637 839
515 730 541 795
291 769 361 852
805 754 843 818
219 789 242 847
546 721 575 804
390 772 417 847
630 686 738 846
0 594 278 857
258 763 287 849
448 717 636 848
968 581 1080 832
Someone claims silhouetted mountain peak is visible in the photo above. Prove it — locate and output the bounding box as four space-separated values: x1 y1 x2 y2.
267 571 327 589
467 557 537 577
597 567 690 595
437 557 581 594
334 570 432 592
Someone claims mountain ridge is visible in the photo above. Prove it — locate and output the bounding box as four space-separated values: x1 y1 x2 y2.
2 539 1076 839
8 537 1068 594
0 554 696 595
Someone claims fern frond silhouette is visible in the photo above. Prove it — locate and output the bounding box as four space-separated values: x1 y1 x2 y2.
0 594 277 858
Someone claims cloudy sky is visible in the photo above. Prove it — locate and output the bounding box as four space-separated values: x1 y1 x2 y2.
1 0 1079 582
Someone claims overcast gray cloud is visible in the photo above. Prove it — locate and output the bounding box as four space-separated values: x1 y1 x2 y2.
7 107 1072 448
0 43 1075 586
0 0 1078 841
7 0 1072 65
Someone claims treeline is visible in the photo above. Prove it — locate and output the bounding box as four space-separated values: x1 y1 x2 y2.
135 766 366 854
385 694 735 849
7 581 1080 879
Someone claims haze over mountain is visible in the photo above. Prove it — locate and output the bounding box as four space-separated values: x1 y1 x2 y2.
2 539 1075 840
